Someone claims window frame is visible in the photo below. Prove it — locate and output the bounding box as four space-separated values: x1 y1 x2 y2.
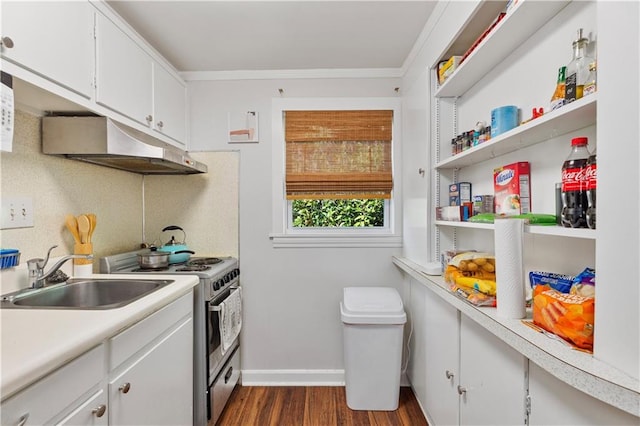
271 97 403 248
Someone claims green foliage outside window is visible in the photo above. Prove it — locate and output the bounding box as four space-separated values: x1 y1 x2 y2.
292 199 384 227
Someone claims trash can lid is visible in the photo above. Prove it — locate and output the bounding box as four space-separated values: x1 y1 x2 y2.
341 287 406 324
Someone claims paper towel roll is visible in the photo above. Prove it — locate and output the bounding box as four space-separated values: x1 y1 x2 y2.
494 218 526 319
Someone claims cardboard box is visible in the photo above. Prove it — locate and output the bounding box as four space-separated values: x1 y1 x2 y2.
449 182 472 206
493 162 531 215
438 56 462 84
473 195 494 215
436 205 471 222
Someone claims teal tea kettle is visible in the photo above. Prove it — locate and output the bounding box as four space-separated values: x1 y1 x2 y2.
157 225 194 264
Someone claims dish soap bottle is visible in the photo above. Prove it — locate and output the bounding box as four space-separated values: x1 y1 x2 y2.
550 66 566 111
565 28 594 104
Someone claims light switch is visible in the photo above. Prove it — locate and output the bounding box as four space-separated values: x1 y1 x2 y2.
1 197 34 229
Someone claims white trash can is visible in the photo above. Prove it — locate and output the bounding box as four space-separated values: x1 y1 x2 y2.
340 287 407 411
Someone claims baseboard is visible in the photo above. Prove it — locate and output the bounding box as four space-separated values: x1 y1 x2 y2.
241 369 410 387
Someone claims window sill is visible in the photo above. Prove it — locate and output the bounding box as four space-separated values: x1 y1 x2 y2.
269 233 403 248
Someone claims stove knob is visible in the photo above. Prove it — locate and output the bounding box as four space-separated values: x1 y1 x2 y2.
224 274 230 283
213 280 221 291
217 279 225 288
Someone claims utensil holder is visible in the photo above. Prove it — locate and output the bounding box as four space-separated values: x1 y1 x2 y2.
74 243 93 277
74 243 93 265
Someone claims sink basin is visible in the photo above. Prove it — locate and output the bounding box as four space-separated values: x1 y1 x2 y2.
0 279 174 310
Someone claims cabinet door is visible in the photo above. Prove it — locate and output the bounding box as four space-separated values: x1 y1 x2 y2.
0 1 93 97
152 62 186 146
95 12 152 126
56 389 107 426
406 278 427 409
109 317 193 426
528 363 639 425
424 288 460 426
459 315 527 425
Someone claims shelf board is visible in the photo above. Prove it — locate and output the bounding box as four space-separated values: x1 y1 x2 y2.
435 95 597 169
435 220 596 240
435 0 571 98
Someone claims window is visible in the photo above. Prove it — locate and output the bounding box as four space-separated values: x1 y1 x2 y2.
285 110 393 229
271 97 402 248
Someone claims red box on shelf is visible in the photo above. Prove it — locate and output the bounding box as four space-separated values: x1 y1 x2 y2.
493 162 531 215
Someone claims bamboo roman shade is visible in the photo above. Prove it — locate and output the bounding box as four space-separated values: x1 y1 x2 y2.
285 110 393 200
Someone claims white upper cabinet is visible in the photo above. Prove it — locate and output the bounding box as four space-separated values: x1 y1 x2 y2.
94 10 187 148
0 1 94 98
152 62 186 146
95 12 153 128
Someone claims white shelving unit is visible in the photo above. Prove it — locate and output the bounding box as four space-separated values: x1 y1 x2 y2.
436 95 597 170
435 0 571 98
435 220 596 240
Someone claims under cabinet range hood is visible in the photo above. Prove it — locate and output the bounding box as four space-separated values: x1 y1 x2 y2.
42 116 207 175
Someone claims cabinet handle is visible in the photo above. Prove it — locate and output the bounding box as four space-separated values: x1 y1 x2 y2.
92 404 107 418
224 366 233 384
445 370 454 379
457 385 467 395
1 36 14 49
157 120 164 129
119 382 131 393
418 168 425 176
17 413 29 426
145 115 153 124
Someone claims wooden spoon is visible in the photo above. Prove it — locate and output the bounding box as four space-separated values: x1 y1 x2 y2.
87 213 97 243
65 214 81 244
77 214 91 244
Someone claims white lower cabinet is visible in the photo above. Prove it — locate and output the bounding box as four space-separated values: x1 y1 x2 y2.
0 293 193 426
108 316 193 426
0 344 105 426
56 390 108 426
423 281 459 426
528 363 638 425
412 281 527 425
458 315 527 425
406 277 428 412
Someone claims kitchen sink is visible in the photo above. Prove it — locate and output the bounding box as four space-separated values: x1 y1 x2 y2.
0 279 174 310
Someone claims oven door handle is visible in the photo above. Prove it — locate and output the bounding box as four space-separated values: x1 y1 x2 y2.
208 286 241 312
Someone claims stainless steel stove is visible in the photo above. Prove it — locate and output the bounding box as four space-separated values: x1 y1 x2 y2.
100 250 241 426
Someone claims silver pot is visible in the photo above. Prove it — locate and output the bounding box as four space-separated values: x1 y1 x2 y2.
137 250 193 269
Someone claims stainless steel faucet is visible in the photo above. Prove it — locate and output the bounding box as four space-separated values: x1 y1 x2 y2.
27 245 93 289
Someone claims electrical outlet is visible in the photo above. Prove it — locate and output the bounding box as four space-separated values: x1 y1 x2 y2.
1 197 34 229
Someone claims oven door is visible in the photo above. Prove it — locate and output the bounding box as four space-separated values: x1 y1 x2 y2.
206 286 241 378
206 285 241 419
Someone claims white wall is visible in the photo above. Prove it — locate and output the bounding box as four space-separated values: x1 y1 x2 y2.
187 77 405 382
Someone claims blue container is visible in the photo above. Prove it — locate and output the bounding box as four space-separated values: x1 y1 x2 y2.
491 106 519 138
0 249 20 269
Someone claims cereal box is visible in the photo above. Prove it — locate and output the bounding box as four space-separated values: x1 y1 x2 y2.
449 182 472 206
493 162 530 215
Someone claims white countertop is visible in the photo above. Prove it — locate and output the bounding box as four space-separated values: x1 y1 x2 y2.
0 274 199 401
393 256 640 418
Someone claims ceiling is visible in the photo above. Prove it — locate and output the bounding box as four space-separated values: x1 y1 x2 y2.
106 1 437 74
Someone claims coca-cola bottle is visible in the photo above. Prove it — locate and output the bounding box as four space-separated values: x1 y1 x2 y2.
561 137 590 228
586 149 597 229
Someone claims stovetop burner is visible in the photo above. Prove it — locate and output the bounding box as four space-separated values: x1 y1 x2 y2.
131 266 170 272
188 257 222 266
176 265 211 272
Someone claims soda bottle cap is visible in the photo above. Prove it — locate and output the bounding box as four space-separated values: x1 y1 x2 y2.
571 137 588 146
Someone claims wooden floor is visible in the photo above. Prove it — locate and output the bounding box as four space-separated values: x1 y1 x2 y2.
214 386 428 426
